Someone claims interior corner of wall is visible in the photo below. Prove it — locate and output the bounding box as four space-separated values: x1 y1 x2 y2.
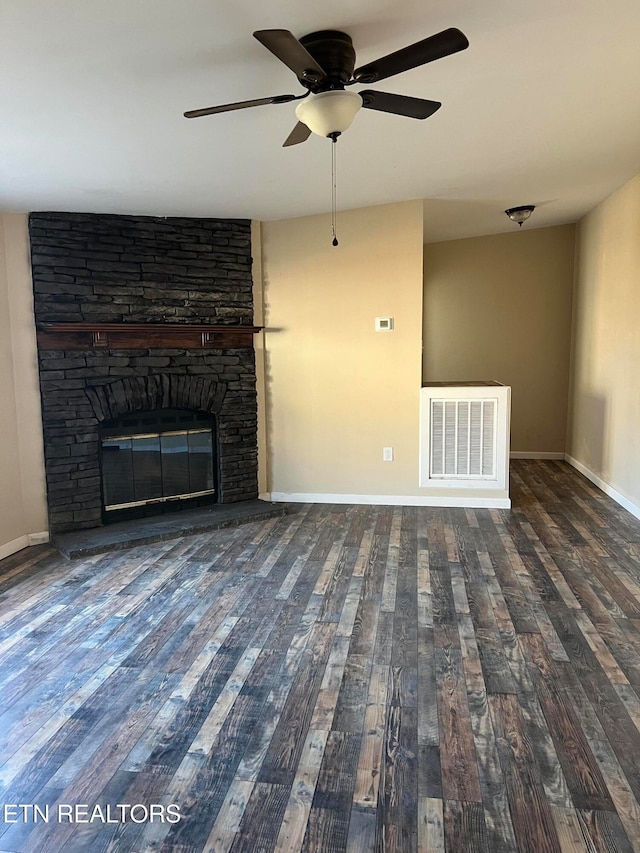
250 219 269 497
251 220 265 322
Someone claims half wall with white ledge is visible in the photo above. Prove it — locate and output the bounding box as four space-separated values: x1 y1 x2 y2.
419 381 511 508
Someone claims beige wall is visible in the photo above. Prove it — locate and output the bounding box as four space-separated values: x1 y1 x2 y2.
0 214 48 556
423 226 575 453
251 220 269 498
567 173 640 511
258 201 427 499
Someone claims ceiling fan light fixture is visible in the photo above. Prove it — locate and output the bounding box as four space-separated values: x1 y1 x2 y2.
505 204 535 227
295 90 363 138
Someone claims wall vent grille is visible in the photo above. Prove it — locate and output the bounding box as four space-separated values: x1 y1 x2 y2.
419 384 510 494
430 398 496 479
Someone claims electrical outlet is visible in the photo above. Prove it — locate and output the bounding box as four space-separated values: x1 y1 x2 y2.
383 447 394 462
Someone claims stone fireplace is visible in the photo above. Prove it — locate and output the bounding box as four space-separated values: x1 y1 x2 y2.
29 211 260 533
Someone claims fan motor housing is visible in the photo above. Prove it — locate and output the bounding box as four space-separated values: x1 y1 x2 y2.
298 30 356 90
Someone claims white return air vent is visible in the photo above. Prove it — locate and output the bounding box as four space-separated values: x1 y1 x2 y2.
419 383 511 492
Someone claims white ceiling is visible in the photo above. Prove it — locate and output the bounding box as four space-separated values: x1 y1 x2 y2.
2 1 640 242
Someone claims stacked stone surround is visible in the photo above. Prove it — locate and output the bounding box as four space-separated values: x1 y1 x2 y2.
29 212 258 533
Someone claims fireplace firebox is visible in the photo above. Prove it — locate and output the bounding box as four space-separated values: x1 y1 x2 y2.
99 409 217 522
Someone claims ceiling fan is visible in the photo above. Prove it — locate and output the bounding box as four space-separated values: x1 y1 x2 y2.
184 27 469 146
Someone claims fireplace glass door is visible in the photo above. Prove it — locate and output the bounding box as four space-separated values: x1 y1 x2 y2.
100 409 216 520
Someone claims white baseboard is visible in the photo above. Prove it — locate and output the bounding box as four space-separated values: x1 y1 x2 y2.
269 492 510 509
564 455 640 521
0 535 29 561
0 531 50 562
510 451 565 460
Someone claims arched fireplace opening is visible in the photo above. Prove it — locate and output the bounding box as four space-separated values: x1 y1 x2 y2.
99 408 217 523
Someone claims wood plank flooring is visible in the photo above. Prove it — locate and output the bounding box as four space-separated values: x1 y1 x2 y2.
1 460 640 851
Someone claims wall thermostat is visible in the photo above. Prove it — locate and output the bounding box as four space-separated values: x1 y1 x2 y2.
375 317 394 331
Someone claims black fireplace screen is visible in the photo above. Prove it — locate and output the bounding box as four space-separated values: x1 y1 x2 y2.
100 409 216 515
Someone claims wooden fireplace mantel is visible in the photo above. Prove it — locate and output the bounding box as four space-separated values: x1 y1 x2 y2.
36 322 263 351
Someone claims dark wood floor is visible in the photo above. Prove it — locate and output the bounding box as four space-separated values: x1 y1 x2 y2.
1 461 640 852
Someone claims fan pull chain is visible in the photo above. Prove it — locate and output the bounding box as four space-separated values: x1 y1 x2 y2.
331 135 339 247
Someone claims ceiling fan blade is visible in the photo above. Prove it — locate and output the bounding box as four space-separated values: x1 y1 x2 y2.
360 90 441 119
184 93 297 118
254 29 327 83
354 28 469 83
283 122 312 147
